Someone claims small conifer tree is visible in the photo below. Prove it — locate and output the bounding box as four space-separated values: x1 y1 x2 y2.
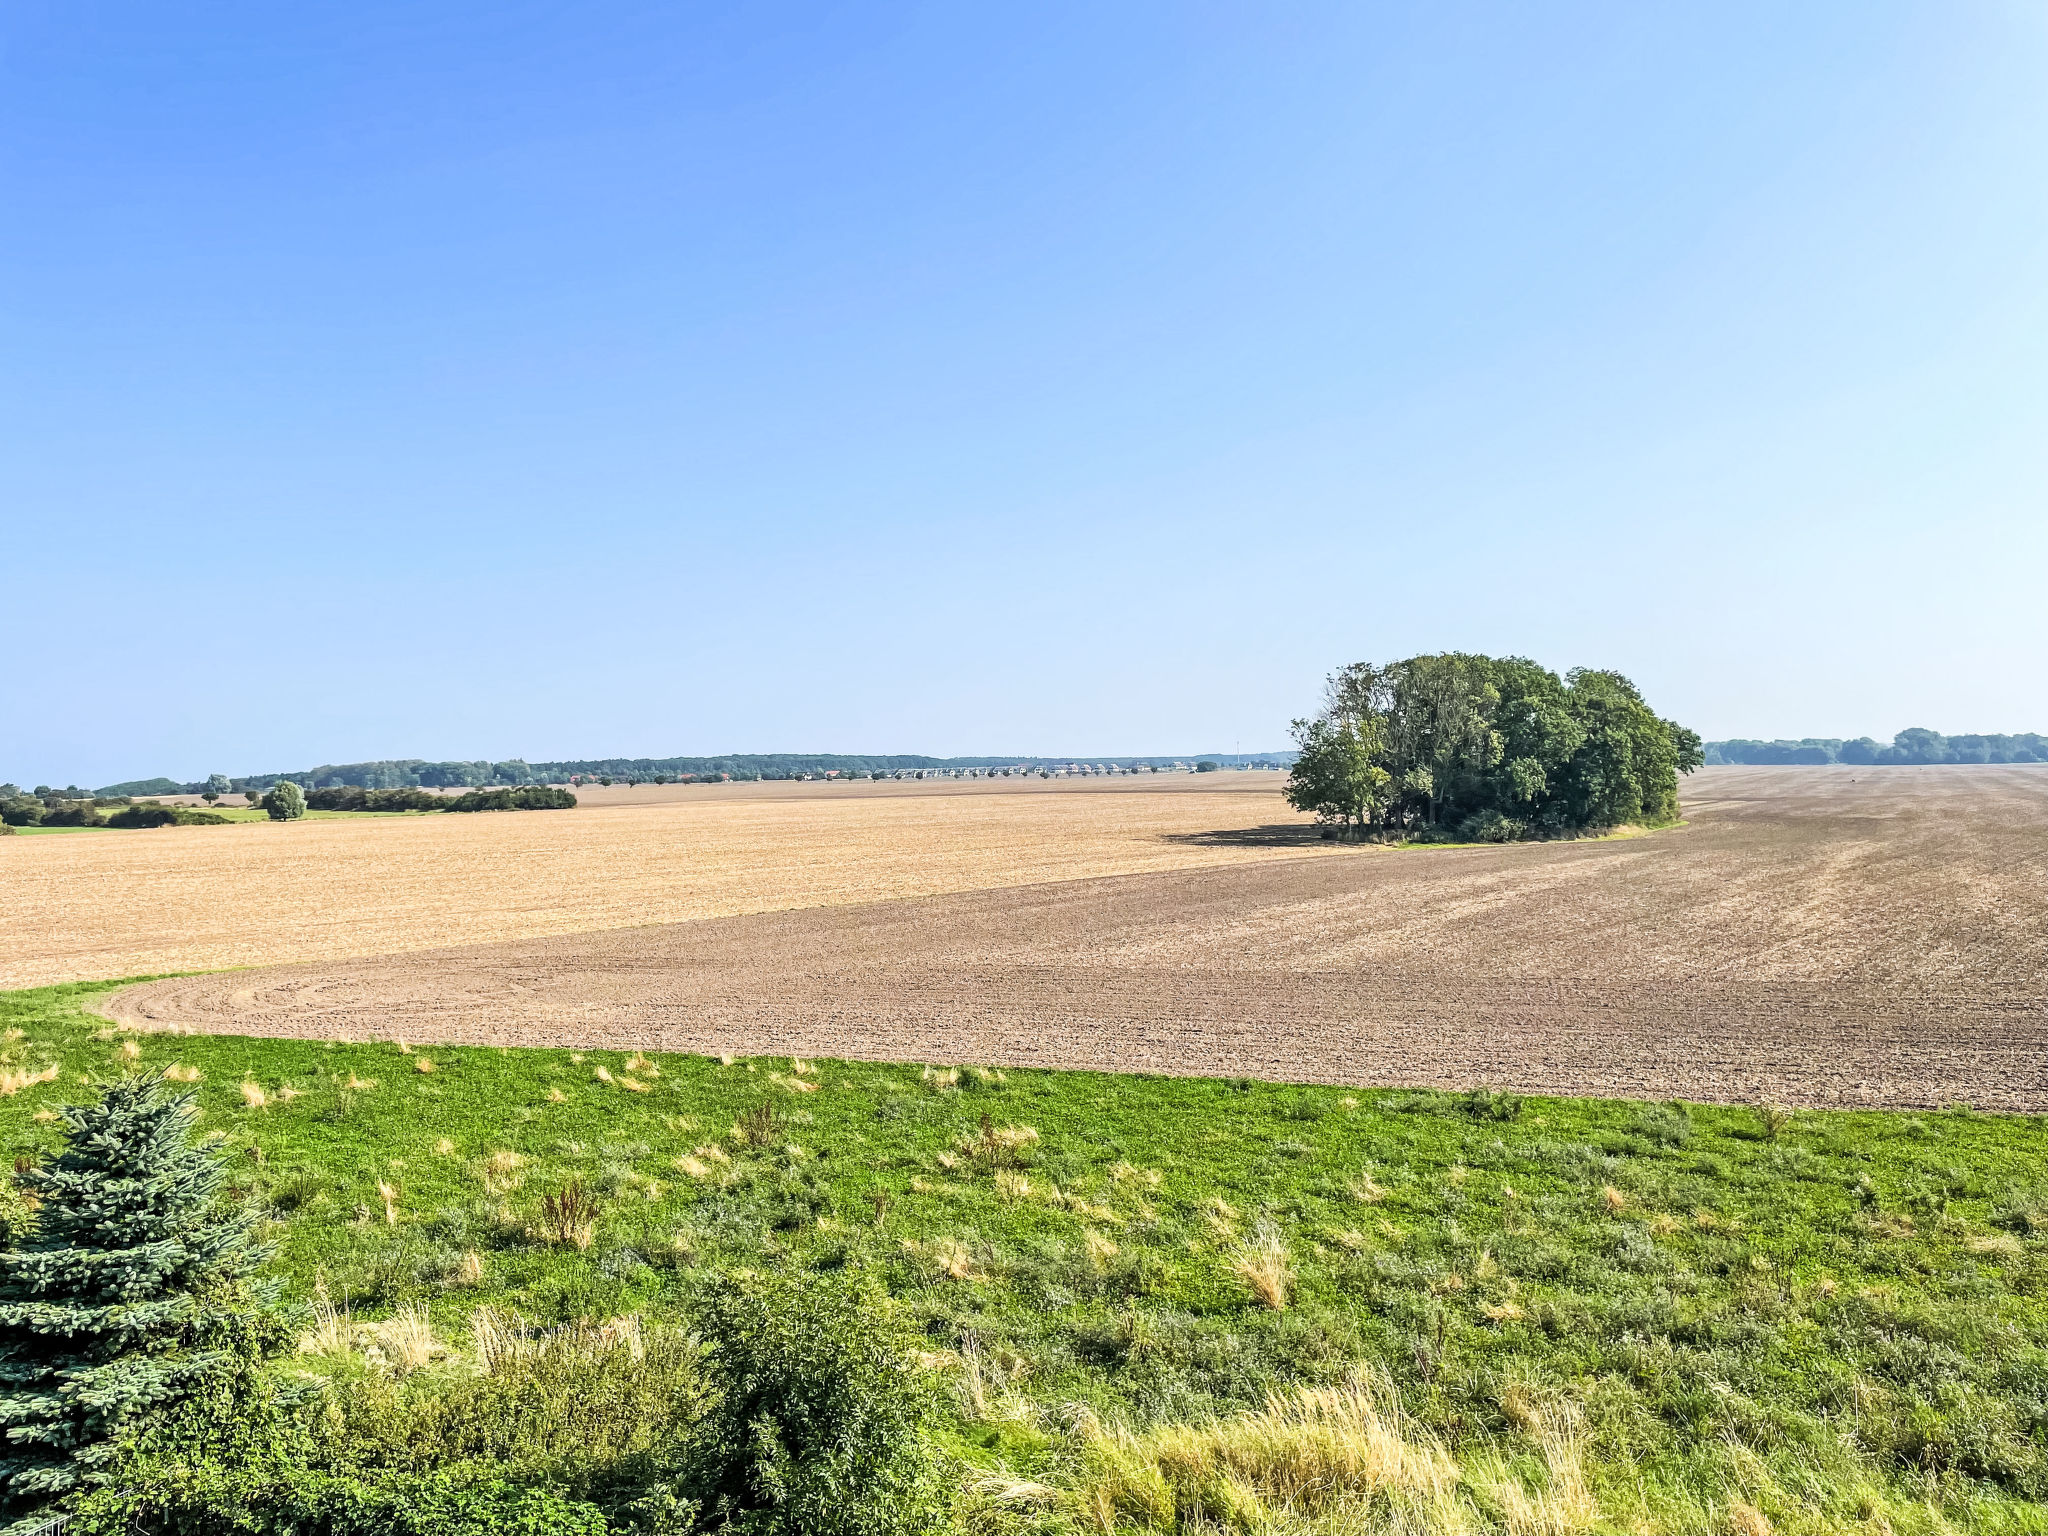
0 1079 277 1513
261 780 305 821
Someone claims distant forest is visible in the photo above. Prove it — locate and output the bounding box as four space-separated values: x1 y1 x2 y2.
92 752 1294 797
1705 730 2048 766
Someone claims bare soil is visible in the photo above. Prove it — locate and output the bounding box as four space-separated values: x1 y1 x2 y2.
103 767 2048 1109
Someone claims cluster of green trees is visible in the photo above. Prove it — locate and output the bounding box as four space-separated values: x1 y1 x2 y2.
0 1083 946 1536
1285 654 1701 842
1704 730 2048 765
0 790 225 830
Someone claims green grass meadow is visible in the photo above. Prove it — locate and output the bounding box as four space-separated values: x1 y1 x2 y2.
4 978 2046 1533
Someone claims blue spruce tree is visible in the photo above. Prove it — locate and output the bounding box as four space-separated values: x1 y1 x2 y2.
0 1078 276 1515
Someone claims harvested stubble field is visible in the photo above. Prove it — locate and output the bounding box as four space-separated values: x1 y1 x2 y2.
0 773 1320 992
104 766 2048 1110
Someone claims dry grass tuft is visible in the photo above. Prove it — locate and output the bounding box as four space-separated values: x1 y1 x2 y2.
373 1304 440 1373
239 1080 270 1109
1726 1499 1774 1536
345 1073 378 1092
450 1249 486 1288
376 1178 399 1225
1347 1167 1388 1203
994 1170 1033 1203
118 1039 142 1061
619 1075 651 1092
1601 1185 1627 1213
906 1236 978 1280
392 1039 413 1055
1068 1374 1474 1533
922 1066 960 1090
161 1064 203 1083
1084 1229 1120 1269
434 1137 457 1157
0 1064 63 1097
413 1056 436 1074
535 1180 600 1250
1231 1222 1292 1310
545 1086 566 1103
298 1289 356 1357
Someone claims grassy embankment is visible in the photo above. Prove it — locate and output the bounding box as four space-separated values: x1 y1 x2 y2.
3 979 2045 1534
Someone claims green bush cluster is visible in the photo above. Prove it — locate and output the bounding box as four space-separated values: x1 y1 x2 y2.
304 787 451 813
104 805 231 829
1287 653 1702 841
446 786 578 812
1 1079 940 1536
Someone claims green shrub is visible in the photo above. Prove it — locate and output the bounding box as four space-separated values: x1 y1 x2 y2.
684 1270 949 1536
68 1464 607 1536
37 803 105 828
314 1313 706 1513
262 781 307 821
304 787 449 813
106 805 226 829
446 787 578 813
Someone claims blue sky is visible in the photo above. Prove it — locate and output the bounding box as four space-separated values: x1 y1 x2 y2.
5 3 2046 785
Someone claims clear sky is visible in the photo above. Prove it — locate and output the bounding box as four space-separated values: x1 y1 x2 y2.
6 3 2046 786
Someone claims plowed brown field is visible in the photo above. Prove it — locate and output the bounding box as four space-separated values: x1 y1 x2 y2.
102 767 2048 1109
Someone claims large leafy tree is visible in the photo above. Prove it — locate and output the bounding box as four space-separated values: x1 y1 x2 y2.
0 1079 278 1512
1287 654 1698 840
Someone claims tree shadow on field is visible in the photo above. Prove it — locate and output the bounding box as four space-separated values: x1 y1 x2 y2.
1162 823 1332 849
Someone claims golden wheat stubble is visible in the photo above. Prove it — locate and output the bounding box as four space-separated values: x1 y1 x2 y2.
1 781 1331 990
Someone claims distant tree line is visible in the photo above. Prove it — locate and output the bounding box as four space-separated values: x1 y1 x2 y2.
85 753 1296 797
1285 654 1701 842
1704 730 2048 766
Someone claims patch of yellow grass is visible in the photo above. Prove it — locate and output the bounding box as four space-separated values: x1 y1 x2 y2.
374 1305 439 1373
239 1080 269 1109
1084 1230 1119 1268
161 1063 203 1082
118 1039 142 1061
1231 1223 1292 1310
376 1178 399 1225
1601 1185 1627 1213
345 1073 378 1092
0 1064 61 1097
545 1086 566 1102
413 1056 435 1074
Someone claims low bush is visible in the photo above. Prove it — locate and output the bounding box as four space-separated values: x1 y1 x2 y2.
37 803 105 828
685 1270 949 1536
305 787 450 813
105 805 232 829
446 786 577 813
68 1464 607 1536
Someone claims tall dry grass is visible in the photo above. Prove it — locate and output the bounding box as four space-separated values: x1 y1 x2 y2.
1061 1373 1596 1536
